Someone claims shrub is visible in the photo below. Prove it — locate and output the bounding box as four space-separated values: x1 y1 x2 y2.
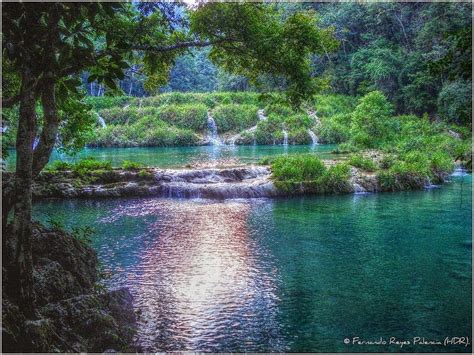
318 163 352 193
138 169 154 180
379 154 397 169
288 128 311 144
272 154 326 183
350 91 394 148
47 160 73 171
437 80 472 126
73 157 112 174
265 103 293 117
212 104 259 132
158 104 208 131
122 160 142 170
318 113 351 143
348 154 377 171
98 107 143 125
84 96 131 110
313 95 358 117
332 142 359 154
285 113 312 129
429 151 454 174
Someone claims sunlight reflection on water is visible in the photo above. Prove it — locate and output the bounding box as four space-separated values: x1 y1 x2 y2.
101 199 285 352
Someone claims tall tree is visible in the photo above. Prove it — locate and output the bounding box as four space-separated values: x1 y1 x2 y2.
2 2 337 312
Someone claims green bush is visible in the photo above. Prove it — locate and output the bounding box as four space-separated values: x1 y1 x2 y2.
122 160 143 170
350 91 394 148
137 92 260 108
272 154 326 183
332 142 359 154
429 151 454 174
158 104 208 131
97 107 145 125
265 103 293 117
318 113 352 143
138 169 154 180
90 116 200 147
46 160 73 171
313 95 357 117
73 158 112 173
84 96 131 110
318 163 352 193
348 154 377 171
254 114 285 145
212 104 259 132
285 113 312 129
288 128 311 144
437 80 472 126
379 154 397 169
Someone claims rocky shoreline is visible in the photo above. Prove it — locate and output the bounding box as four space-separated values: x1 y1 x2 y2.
4 162 458 201
2 223 139 352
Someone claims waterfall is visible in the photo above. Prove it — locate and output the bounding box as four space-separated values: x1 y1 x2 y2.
452 163 469 177
282 129 288 145
308 129 318 145
308 109 321 127
353 182 367 194
257 109 267 121
33 136 40 149
207 112 221 145
138 99 143 109
96 113 107 128
424 176 439 189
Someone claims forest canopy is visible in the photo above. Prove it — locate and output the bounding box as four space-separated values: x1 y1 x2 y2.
82 2 471 125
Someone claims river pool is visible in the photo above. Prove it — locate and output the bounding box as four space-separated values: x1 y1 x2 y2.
33 173 472 352
6 144 339 170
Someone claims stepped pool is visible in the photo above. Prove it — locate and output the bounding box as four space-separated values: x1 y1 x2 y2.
33 174 472 352
6 144 339 170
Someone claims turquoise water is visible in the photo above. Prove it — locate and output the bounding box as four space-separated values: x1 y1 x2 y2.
6 144 339 170
33 174 472 352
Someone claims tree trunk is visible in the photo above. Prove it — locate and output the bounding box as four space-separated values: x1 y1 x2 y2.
32 80 58 178
9 71 37 316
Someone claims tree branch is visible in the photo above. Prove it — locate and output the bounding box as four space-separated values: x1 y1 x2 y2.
132 38 236 53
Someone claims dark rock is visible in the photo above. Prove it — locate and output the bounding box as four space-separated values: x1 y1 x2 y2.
31 223 97 291
40 288 137 352
2 224 138 353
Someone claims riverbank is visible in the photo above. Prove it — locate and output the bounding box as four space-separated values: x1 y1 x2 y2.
4 159 462 201
2 223 139 352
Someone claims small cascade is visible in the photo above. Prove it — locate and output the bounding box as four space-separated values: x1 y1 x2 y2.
1 126 8 133
207 112 222 145
424 176 439 189
308 129 318 145
257 109 268 121
96 113 107 128
452 164 469 177
353 183 367 194
33 137 40 149
138 99 143 109
308 109 321 127
123 104 130 109
282 129 288 146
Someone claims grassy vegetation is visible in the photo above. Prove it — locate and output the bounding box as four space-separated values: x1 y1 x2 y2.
271 155 352 194
86 92 357 147
347 154 377 172
213 104 259 133
83 91 470 193
268 90 470 193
